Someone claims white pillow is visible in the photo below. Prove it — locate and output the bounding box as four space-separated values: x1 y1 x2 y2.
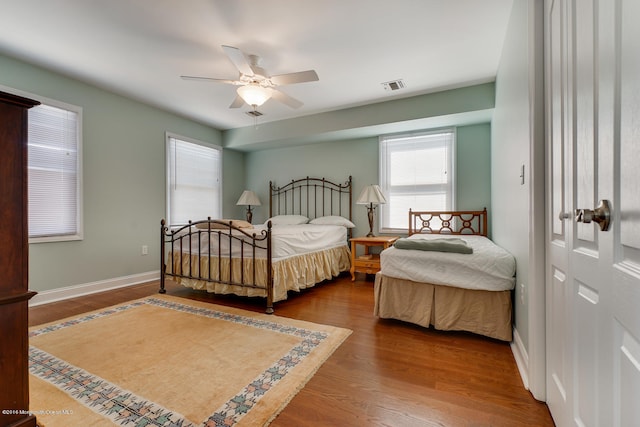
309 215 355 228
266 215 309 226
195 219 253 229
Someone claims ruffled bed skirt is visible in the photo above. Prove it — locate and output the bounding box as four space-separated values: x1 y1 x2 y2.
167 245 351 302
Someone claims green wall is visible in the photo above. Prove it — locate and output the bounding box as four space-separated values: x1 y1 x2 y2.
456 124 493 234
0 50 492 295
491 0 545 372
0 52 244 292
224 83 496 151
245 137 378 237
245 123 491 237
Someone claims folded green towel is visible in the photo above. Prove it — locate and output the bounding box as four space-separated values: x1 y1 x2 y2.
394 237 473 254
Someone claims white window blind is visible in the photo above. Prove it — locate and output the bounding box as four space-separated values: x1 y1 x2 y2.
166 134 222 226
28 103 82 240
379 129 455 232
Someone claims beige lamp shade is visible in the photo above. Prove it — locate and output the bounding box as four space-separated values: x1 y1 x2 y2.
236 190 261 206
356 185 387 205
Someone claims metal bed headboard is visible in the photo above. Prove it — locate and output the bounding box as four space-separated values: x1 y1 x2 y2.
269 176 352 220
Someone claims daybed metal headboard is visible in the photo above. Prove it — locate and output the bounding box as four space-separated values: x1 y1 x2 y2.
408 208 488 236
269 176 353 221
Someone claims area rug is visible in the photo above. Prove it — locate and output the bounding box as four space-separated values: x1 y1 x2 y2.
29 294 351 426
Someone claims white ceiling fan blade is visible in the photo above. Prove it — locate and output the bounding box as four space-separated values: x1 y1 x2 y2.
222 45 254 77
229 94 245 108
270 70 319 86
245 54 268 78
271 89 304 109
181 75 238 85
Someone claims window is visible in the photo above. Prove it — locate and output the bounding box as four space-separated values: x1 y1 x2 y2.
379 129 455 233
166 133 222 226
28 101 83 242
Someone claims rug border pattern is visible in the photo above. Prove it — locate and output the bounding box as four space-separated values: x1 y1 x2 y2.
30 297 336 426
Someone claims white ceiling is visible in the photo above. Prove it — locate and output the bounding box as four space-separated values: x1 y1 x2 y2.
0 0 513 131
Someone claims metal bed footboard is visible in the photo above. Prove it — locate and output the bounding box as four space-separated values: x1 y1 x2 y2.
160 218 274 313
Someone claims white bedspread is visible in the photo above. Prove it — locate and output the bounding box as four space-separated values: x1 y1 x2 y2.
173 224 348 261
380 234 516 291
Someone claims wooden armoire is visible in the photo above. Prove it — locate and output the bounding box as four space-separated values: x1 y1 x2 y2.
0 91 39 427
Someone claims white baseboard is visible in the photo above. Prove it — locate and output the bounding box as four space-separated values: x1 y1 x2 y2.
510 327 530 390
29 271 161 307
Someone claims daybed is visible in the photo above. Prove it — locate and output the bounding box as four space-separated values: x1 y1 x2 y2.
373 209 516 341
160 176 353 313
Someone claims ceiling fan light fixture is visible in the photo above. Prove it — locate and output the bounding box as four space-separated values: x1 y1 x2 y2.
237 84 272 107
182 46 315 110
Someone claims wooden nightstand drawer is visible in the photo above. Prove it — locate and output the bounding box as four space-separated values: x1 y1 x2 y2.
349 236 398 281
358 266 379 275
354 256 380 270
354 261 379 269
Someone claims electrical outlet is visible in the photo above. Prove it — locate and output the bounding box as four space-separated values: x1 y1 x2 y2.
141 245 148 256
520 283 525 304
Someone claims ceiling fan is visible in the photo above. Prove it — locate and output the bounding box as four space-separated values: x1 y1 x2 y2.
181 45 319 110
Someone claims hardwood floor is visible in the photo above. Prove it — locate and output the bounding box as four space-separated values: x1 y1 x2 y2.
29 274 555 426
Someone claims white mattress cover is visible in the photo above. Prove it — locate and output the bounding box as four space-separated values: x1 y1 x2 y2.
173 223 348 261
380 234 516 291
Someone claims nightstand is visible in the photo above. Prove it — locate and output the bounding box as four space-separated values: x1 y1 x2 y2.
350 236 399 281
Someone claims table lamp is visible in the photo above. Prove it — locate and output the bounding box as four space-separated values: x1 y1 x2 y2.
236 190 261 223
356 185 387 237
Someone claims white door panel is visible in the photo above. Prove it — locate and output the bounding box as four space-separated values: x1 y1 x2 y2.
619 0 640 249
549 0 566 239
546 0 571 424
546 0 572 424
614 0 640 423
575 279 599 425
548 261 569 416
617 328 640 426
545 0 640 425
574 0 596 245
571 0 604 423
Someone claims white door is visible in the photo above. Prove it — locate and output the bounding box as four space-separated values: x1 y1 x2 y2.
546 0 640 426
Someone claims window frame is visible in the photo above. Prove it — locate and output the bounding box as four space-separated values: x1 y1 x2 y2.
378 128 456 234
0 84 87 244
165 132 222 227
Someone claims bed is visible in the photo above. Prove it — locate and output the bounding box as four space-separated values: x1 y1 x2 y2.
373 208 516 341
160 176 353 313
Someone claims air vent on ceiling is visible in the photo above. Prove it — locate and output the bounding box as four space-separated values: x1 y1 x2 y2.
246 110 264 117
382 79 406 91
